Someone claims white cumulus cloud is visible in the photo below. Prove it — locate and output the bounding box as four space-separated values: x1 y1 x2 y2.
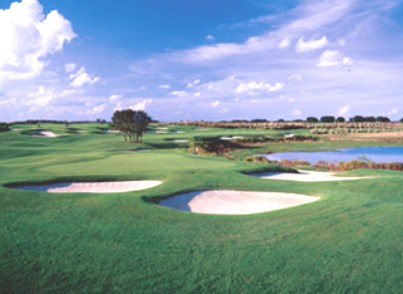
158 84 171 89
292 109 302 116
0 0 76 81
211 100 220 107
64 63 77 73
131 99 152 111
69 67 100 87
27 85 54 106
205 34 215 41
187 79 201 88
279 38 291 49
318 50 353 67
109 94 123 101
88 103 107 115
169 90 189 98
387 107 398 116
236 81 284 95
338 105 351 116
296 36 329 52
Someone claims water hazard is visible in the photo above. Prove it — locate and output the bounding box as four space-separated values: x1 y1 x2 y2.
262 146 403 163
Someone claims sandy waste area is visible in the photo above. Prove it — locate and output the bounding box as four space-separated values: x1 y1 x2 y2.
17 180 162 193
252 170 372 182
159 190 319 215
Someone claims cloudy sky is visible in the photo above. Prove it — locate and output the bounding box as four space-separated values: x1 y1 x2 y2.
0 0 402 122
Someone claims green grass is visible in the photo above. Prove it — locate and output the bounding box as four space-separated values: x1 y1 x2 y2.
1 123 402 293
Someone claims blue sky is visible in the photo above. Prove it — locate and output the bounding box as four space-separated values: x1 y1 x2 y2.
0 0 402 122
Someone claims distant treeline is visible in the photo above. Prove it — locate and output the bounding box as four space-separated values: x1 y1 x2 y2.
214 115 399 123
176 119 403 131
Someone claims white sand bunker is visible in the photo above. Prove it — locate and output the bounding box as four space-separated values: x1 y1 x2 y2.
17 180 162 193
159 190 319 215
253 170 372 182
32 131 59 137
220 136 244 141
167 139 189 143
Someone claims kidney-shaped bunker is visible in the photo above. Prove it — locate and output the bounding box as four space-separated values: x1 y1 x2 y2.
159 190 319 215
14 180 162 193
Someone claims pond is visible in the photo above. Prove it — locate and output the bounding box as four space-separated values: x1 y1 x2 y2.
262 146 403 163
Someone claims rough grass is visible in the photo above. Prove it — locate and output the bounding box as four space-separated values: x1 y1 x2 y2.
0 123 402 293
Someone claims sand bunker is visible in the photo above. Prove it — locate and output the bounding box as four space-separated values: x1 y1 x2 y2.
159 190 319 215
166 139 189 143
252 170 372 182
220 136 244 141
16 180 162 193
31 131 59 137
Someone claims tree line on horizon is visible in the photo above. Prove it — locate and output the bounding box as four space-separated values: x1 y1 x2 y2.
219 115 399 124
1 113 402 126
1 112 402 136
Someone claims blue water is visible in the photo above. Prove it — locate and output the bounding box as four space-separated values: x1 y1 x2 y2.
262 146 403 163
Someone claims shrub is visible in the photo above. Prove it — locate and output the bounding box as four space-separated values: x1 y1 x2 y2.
244 155 269 163
189 137 240 155
0 123 10 132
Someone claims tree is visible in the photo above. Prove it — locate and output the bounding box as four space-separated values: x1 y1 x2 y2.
336 116 345 122
350 115 365 122
0 123 10 132
306 116 319 123
111 109 152 143
376 116 390 122
251 119 268 123
365 116 376 122
320 116 335 123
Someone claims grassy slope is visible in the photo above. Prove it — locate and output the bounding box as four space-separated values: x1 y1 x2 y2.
0 124 402 293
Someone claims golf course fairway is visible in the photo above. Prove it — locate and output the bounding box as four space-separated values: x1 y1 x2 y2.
1 123 402 293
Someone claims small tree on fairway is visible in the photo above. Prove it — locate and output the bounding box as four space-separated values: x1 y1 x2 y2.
111 109 152 143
